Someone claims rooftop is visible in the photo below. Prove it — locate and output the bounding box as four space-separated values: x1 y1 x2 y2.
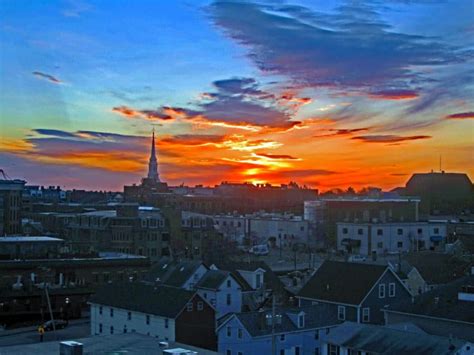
325 322 468 354
0 333 219 354
0 236 64 243
90 282 195 318
388 275 474 324
220 305 340 337
298 260 388 305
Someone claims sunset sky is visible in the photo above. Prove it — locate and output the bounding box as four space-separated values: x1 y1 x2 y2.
0 0 473 191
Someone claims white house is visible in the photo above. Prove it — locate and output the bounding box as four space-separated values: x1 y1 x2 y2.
195 270 243 318
337 222 447 256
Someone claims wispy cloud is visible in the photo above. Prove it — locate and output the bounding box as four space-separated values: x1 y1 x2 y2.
351 134 432 144
445 111 474 119
32 71 62 84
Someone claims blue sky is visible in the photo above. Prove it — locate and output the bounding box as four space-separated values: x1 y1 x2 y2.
0 0 472 190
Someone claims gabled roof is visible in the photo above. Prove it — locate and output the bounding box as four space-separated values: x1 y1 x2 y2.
297 261 388 305
404 253 471 285
196 270 231 290
213 260 285 293
145 259 206 287
388 275 474 324
89 282 194 318
325 322 466 355
218 305 340 337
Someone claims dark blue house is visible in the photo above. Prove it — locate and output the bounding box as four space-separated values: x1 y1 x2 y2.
297 261 412 324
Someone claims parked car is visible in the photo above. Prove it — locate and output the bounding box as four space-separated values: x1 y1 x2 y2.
348 255 367 262
41 319 68 331
249 244 269 256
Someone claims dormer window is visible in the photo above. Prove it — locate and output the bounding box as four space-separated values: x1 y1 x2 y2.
298 313 305 328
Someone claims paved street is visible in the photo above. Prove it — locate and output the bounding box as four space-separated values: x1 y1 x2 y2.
0 319 90 348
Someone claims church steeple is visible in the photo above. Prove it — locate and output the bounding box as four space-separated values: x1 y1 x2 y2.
147 129 160 181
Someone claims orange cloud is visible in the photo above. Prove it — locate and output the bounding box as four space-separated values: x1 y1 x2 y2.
368 90 419 100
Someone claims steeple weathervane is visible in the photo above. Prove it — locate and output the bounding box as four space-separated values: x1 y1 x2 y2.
147 129 160 181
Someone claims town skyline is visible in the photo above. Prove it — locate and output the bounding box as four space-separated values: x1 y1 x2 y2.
1 0 473 191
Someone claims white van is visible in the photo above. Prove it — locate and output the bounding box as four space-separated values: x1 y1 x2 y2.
249 244 269 256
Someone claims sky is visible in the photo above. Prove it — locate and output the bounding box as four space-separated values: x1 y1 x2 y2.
0 0 473 191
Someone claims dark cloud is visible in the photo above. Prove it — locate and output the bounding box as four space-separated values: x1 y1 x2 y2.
32 71 62 84
315 127 371 138
254 153 299 160
33 129 78 138
111 77 308 129
208 1 469 92
445 111 474 119
351 134 432 143
112 106 172 120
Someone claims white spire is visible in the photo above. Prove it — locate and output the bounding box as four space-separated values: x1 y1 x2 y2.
147 129 160 181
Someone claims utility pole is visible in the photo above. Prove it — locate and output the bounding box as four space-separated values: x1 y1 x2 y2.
271 293 276 355
44 285 57 339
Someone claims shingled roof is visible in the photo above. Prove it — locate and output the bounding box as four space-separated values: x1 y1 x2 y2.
388 275 474 324
196 270 231 290
219 304 340 337
89 282 194 318
326 322 467 355
145 259 207 287
298 261 388 305
404 253 471 285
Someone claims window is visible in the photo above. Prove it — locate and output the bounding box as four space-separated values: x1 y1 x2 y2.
377 242 383 248
238 352 243 355
127 312 132 320
99 306 102 315
226 350 231 355
187 302 193 312
300 226 304 231
397 228 403 235
379 284 385 298
397 241 403 248
256 273 262 288
314 348 320 355
342 228 348 234
203 292 207 299
377 229 383 236
238 328 243 339
362 307 370 322
99 323 102 333
328 344 340 355
197 301 204 311
314 330 319 340
280 350 285 355
417 228 422 234
146 315 150 325
110 308 114 317
211 299 216 307
123 325 127 333
164 319 169 328
389 283 396 297
110 326 114 334
280 334 285 341
227 326 231 337
226 294 231 305
298 314 305 328
227 279 231 287
434 227 439 234
357 228 363 235
337 306 346 320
